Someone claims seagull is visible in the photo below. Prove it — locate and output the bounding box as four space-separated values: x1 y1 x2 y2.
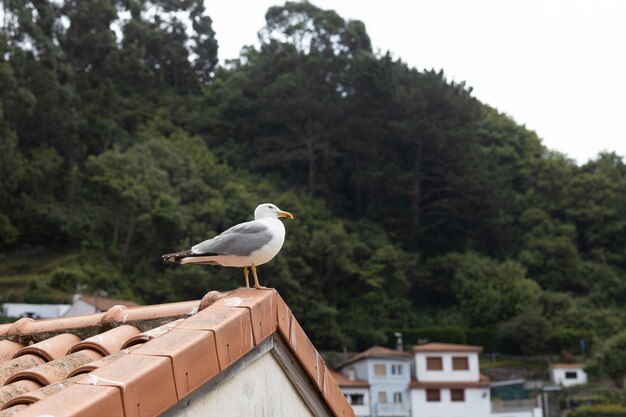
162 203 294 289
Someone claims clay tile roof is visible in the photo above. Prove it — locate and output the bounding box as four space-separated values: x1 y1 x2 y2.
0 288 354 417
78 295 140 311
338 345 410 368
550 363 584 369
330 370 369 387
411 342 483 353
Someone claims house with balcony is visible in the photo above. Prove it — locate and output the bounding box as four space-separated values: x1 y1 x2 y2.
410 342 491 417
337 346 412 417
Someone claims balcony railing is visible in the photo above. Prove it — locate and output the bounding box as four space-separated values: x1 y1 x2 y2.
491 398 540 411
373 402 411 416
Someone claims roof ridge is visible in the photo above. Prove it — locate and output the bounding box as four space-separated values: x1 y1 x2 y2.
0 288 354 417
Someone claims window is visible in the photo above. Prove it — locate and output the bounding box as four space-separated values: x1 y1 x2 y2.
378 392 388 403
391 364 403 375
565 371 578 379
374 364 386 376
393 392 403 403
451 389 465 402
452 356 469 370
426 389 440 402
426 357 443 371
349 394 364 405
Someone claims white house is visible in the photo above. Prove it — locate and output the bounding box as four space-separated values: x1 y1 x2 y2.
332 370 371 417
410 342 491 417
337 346 412 417
2 303 70 319
549 363 587 387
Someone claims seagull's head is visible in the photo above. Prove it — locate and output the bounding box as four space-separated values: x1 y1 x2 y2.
254 203 294 220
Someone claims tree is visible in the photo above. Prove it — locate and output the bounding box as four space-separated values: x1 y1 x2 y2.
590 331 626 387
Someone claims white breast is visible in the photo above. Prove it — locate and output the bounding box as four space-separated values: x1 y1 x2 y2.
249 218 286 266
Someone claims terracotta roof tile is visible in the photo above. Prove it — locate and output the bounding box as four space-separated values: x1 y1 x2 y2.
0 342 22 364
133 328 219 398
0 356 45 386
67 325 140 355
13 383 125 417
4 375 84 408
0 288 354 417
411 342 483 353
13 333 81 361
330 370 369 387
0 404 27 417
76 354 178 417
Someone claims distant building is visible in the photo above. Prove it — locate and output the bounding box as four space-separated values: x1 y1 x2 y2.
2 303 70 319
64 293 139 316
335 342 544 417
332 370 370 417
410 343 491 417
549 363 587 387
337 346 412 417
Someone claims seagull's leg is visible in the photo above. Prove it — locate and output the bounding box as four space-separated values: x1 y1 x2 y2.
251 264 266 289
243 266 250 288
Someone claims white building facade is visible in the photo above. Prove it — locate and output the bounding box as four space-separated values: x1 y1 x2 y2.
549 364 587 387
336 342 544 417
410 343 491 417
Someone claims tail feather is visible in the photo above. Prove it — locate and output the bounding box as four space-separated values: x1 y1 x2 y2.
162 250 194 264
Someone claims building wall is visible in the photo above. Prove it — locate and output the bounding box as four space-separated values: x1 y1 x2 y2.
2 303 70 319
341 386 370 417
550 368 587 387
365 358 411 417
410 387 490 417
170 352 317 417
64 299 99 317
413 352 480 382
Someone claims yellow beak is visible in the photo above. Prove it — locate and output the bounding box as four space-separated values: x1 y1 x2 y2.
277 210 294 219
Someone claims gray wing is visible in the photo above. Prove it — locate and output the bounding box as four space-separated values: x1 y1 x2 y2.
191 221 272 257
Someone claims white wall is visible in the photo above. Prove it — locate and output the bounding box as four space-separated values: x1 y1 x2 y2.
341 387 370 417
2 303 70 319
170 352 317 417
414 352 480 382
411 387 490 417
64 298 99 316
550 368 587 387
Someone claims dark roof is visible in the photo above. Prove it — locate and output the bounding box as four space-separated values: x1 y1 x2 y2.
0 288 353 417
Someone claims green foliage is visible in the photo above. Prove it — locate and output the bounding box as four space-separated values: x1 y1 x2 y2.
499 313 552 356
398 327 467 347
1 0 625 352
548 328 595 355
570 404 626 417
589 331 626 387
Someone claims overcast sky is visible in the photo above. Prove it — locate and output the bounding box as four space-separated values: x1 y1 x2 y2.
206 0 626 164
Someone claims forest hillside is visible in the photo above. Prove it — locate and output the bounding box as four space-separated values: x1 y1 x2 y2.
1 1 625 356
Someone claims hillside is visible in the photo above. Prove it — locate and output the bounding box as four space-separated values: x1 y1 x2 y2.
1 1 626 356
